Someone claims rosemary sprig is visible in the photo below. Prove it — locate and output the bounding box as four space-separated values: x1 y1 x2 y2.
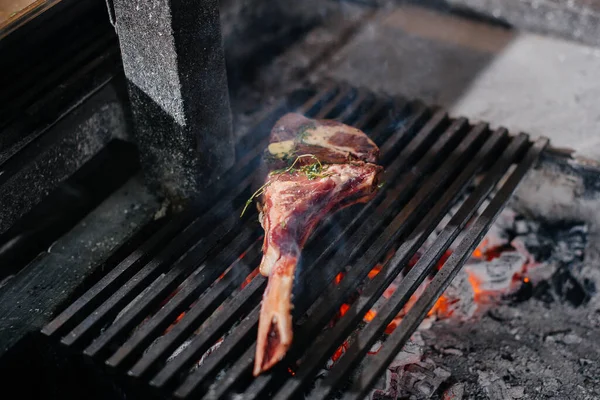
240 154 332 217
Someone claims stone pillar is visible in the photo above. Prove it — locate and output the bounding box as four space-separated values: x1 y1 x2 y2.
112 0 235 204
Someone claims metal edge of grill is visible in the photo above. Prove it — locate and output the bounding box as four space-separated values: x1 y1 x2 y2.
40 81 548 400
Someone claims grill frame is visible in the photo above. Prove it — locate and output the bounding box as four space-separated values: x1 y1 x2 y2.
41 82 548 399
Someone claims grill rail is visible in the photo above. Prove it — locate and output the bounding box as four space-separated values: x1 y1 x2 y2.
41 83 547 399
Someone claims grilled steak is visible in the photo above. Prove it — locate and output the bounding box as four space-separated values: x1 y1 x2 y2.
253 113 383 376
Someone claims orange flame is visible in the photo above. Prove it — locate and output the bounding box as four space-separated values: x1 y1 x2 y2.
334 272 344 285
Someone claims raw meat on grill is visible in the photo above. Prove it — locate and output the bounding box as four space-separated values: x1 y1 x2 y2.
253 113 383 376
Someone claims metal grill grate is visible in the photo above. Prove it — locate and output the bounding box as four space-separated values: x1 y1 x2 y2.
41 82 548 399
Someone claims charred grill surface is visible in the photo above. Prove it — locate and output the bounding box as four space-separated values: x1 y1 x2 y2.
41 83 547 399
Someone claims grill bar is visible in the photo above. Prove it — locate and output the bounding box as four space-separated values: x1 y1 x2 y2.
342 137 549 400
40 83 546 400
61 202 246 349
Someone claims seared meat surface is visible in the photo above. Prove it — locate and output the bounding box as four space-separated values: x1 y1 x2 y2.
253 113 382 375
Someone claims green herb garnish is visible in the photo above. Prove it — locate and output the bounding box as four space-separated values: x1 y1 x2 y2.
240 154 332 217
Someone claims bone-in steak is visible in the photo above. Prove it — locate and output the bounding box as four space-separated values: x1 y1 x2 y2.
253 113 383 375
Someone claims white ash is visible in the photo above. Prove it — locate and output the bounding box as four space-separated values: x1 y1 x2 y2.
166 337 193 363
164 335 225 369
370 358 451 400
424 299 600 399
464 251 526 293
477 370 525 400
173 317 242 371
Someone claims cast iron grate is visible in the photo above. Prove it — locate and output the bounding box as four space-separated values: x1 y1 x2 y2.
41 82 548 399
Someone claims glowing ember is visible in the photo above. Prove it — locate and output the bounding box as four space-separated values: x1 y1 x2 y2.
408 253 420 268
374 235 535 337
368 264 382 279
472 238 487 259
339 303 350 317
429 295 456 319
437 250 452 269
334 272 344 285
241 268 260 289
363 309 377 322
385 321 398 335
330 341 349 364
159 286 181 308
315 208 585 400
163 312 186 334
383 284 397 299
287 367 296 376
467 271 484 302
